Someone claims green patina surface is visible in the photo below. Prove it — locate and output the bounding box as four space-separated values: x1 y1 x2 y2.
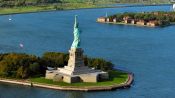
71 15 81 48
30 70 128 87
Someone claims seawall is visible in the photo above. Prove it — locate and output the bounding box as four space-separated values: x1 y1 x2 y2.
0 72 134 91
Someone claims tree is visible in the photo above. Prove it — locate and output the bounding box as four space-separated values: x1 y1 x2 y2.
42 52 68 67
0 61 10 77
29 62 41 75
16 66 29 78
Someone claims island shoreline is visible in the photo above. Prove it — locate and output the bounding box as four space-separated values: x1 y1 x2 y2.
0 70 134 92
97 21 159 27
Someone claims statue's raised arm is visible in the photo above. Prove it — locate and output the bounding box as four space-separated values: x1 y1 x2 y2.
71 15 81 48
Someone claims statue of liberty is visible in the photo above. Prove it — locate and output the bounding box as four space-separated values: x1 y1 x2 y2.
71 15 81 48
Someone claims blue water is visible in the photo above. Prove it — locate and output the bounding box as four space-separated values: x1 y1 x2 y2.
0 5 174 98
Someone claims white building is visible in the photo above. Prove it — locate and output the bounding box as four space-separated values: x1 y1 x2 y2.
173 4 175 11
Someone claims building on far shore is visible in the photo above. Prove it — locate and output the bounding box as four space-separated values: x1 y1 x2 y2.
131 19 137 24
173 4 175 11
124 19 131 24
113 18 118 23
147 20 159 27
97 17 106 22
46 16 109 83
123 16 132 24
136 20 146 26
106 17 113 22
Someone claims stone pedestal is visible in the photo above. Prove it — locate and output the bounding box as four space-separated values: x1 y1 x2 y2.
45 48 109 83
58 48 97 75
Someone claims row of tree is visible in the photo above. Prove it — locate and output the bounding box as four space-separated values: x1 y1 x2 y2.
0 52 113 79
61 0 170 3
0 0 117 7
0 0 170 8
0 0 62 7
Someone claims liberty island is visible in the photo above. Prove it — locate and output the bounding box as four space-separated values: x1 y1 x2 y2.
36 16 133 90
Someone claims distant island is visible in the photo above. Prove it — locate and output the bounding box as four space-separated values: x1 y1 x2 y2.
97 11 175 27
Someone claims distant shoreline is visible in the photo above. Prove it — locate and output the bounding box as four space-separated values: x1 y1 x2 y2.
97 21 157 27
97 21 175 27
0 3 171 16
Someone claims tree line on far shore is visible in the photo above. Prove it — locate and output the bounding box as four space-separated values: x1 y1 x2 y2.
0 0 170 8
0 52 113 79
0 0 112 7
0 0 62 7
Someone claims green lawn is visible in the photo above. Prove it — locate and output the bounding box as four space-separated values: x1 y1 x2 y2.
30 70 128 87
0 6 55 15
0 3 103 15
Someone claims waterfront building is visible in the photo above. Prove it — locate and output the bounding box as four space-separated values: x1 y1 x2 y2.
97 17 106 22
106 18 113 22
136 20 146 26
173 4 175 11
131 19 137 24
124 19 132 24
147 20 159 27
123 16 132 24
113 18 117 23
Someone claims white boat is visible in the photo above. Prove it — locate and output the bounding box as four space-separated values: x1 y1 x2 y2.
8 15 12 21
173 4 175 10
19 43 24 48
